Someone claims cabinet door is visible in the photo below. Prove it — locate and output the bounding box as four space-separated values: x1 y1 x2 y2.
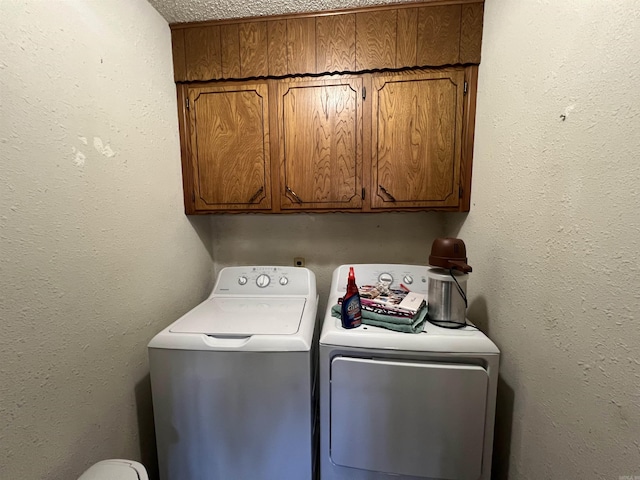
277 76 363 210
371 69 465 209
187 82 271 211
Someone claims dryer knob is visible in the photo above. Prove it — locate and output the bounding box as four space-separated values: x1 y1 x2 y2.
403 275 414 285
279 276 288 286
238 276 248 286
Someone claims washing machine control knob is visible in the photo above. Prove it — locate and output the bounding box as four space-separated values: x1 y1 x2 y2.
238 276 248 286
378 272 393 284
403 275 414 285
279 276 288 286
256 274 271 288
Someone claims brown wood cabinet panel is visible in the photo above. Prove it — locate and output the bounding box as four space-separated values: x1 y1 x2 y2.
396 8 418 67
316 14 356 73
416 5 462 66
220 24 241 78
239 22 269 77
287 18 317 75
277 76 363 210
171 29 187 81
184 26 222 81
459 3 484 64
356 11 397 70
172 2 485 82
268 20 288 76
187 82 271 210
371 69 465 209
177 85 195 213
460 65 478 211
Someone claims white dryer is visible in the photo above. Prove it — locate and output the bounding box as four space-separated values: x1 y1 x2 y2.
320 264 499 480
149 266 318 480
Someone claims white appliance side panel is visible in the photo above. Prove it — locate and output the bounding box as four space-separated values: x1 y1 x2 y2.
330 357 488 480
150 349 314 480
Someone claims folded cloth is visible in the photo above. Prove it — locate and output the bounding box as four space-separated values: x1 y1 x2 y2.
360 299 414 318
331 303 428 334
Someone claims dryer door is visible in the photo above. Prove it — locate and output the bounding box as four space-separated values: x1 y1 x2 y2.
330 357 488 480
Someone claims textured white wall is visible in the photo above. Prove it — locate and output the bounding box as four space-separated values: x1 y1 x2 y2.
212 213 445 313
4 0 637 478
0 1 213 479
452 0 640 478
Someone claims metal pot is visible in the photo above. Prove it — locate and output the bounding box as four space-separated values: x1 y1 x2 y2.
427 238 471 323
427 268 468 323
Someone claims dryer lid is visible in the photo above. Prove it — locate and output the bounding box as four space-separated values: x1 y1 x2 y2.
169 297 306 336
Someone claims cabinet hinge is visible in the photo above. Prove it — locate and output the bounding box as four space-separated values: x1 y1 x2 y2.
459 186 463 198
361 187 365 200
463 81 468 95
362 86 366 100
186 98 190 109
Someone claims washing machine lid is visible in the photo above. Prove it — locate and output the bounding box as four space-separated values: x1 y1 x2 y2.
78 460 148 480
169 297 306 336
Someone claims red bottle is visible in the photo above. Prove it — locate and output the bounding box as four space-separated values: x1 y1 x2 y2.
341 267 362 329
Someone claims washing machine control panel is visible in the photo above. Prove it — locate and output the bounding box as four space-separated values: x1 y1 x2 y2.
214 266 311 296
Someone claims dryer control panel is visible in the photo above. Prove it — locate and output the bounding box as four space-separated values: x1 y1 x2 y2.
213 266 312 296
333 264 429 295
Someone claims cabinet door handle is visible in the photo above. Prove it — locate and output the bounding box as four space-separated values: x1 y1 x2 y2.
285 186 303 204
248 186 264 204
378 185 397 202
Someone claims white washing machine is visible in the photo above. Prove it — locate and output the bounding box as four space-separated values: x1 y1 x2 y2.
149 266 319 480
320 264 499 480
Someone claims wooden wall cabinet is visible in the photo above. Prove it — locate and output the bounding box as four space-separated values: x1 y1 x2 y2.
174 2 483 214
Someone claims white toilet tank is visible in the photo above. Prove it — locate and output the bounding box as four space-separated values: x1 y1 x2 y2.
78 460 148 480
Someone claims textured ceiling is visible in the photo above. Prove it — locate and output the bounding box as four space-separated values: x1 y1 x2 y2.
147 0 407 24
